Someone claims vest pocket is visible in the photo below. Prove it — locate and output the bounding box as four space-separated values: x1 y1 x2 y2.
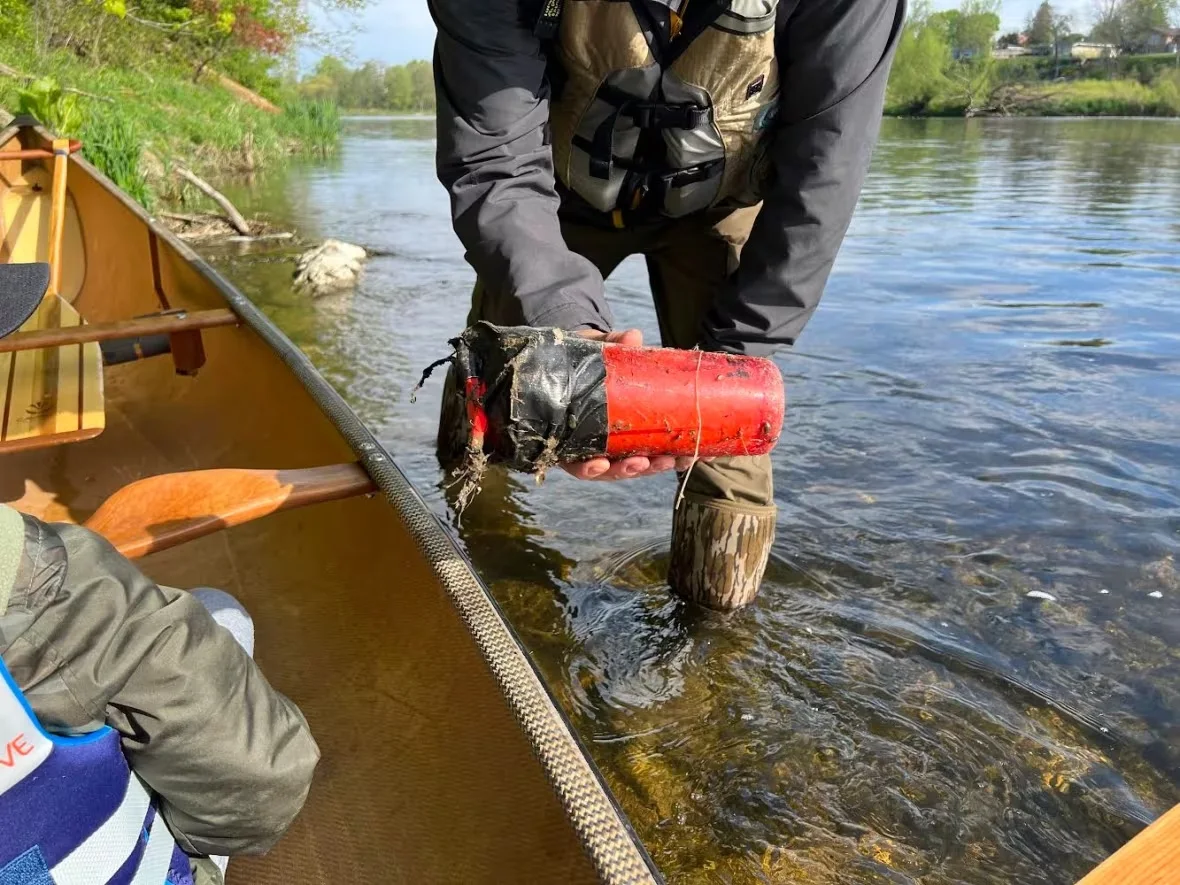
659 73 725 217
566 67 660 214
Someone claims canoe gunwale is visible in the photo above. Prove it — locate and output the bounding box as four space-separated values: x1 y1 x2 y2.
11 121 663 885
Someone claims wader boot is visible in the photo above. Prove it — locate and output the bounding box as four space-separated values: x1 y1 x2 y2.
668 453 776 610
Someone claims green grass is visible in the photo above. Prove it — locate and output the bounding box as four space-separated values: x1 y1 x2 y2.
1023 74 1180 116
277 99 340 159
886 63 1180 118
79 113 152 207
0 37 340 206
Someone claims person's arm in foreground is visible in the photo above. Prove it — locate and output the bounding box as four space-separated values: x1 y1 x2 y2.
7 516 319 858
701 0 904 357
575 0 903 479
430 0 682 479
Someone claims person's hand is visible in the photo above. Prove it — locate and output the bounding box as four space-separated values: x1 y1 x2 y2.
560 328 698 482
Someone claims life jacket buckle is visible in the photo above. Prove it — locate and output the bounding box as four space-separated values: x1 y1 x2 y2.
628 103 710 131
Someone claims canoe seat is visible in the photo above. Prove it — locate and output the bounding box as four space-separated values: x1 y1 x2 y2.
0 262 51 310
83 463 376 559
0 291 104 454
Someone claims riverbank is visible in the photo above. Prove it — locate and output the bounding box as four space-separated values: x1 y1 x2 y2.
0 39 339 211
886 74 1180 117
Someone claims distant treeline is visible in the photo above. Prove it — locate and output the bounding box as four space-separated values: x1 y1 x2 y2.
298 57 435 111
297 0 1178 120
886 0 1180 117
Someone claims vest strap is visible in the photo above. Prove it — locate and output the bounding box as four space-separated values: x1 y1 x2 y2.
666 0 734 65
598 84 711 129
533 0 564 39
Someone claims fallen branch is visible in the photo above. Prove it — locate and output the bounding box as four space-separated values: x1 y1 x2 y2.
157 211 209 223
173 165 251 236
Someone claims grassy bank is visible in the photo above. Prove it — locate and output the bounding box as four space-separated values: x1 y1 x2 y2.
885 64 1180 117
0 38 340 209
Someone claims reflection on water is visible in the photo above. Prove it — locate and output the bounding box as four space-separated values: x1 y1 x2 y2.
209 116 1180 884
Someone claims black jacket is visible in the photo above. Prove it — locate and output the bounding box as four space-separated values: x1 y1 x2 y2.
429 0 904 355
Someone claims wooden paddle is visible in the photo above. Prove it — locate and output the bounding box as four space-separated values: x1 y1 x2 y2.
83 463 377 559
1076 803 1180 884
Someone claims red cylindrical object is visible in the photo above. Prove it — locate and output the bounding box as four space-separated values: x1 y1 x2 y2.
602 346 784 459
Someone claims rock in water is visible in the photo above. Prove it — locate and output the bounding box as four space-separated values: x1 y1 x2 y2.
294 239 368 295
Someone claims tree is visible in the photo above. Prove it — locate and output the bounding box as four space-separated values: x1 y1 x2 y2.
299 54 349 103
1029 0 1055 43
345 60 385 108
296 58 435 111
998 30 1023 45
951 0 1001 57
1090 0 1126 45
1122 0 1176 50
1049 10 1073 74
384 64 412 110
406 59 434 111
886 0 953 110
1089 0 1178 50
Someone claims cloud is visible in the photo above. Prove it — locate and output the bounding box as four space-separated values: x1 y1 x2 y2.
300 0 437 70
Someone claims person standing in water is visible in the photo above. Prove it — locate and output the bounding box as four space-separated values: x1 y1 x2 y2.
428 0 903 609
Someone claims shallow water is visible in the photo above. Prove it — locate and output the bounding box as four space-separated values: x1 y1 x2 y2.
211 116 1180 884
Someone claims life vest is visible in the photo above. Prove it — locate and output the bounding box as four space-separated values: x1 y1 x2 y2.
0 650 195 884
545 0 780 227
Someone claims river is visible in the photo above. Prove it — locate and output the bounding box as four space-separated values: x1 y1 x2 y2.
210 116 1180 885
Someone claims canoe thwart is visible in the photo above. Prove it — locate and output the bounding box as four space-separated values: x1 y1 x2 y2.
0 308 239 355
0 139 83 161
84 463 378 559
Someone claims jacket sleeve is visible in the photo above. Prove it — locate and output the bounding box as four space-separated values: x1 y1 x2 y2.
429 0 615 332
701 0 905 356
5 518 319 859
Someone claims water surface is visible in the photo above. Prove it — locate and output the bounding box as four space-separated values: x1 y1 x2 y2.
212 116 1180 884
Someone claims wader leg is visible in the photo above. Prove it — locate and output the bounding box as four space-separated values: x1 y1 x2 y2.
646 205 776 610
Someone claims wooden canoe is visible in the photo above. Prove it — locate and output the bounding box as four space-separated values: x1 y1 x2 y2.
0 117 661 885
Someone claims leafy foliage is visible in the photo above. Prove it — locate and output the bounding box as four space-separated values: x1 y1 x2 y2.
1091 0 1179 51
17 77 83 135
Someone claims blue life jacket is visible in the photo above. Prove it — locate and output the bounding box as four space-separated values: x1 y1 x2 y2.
0 655 195 885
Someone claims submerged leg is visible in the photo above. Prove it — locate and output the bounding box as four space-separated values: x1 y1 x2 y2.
646 206 777 610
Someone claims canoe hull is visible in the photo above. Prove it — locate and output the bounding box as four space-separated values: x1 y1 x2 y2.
0 120 660 885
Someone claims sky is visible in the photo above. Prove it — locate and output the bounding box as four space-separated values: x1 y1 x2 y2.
298 0 1084 71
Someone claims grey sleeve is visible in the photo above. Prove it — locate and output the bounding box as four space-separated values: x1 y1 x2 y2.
701 0 905 356
429 0 614 332
7 520 319 858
